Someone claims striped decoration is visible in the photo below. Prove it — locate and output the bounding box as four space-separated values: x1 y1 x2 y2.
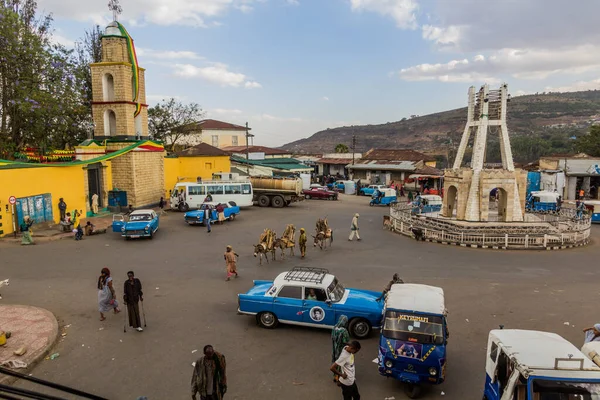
115 22 142 118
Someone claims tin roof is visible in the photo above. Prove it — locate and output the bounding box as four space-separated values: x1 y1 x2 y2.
363 149 434 162
176 143 228 157
349 160 418 171
231 156 312 171
223 146 290 155
316 158 354 165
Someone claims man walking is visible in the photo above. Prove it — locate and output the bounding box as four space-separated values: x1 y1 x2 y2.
191 345 227 400
58 198 67 222
91 193 99 214
224 245 239 281
299 228 307 259
123 271 144 332
204 205 212 233
348 213 361 241
330 341 361 400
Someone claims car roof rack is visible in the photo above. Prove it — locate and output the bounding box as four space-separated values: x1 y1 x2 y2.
283 267 330 284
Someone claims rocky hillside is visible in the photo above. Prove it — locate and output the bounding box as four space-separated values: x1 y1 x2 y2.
282 90 600 157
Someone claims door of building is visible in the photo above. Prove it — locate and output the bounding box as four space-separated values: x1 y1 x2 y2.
16 194 53 228
87 164 103 207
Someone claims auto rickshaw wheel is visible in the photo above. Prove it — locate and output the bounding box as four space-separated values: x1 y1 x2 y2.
349 318 371 338
404 383 421 399
369 202 374 206
257 312 279 329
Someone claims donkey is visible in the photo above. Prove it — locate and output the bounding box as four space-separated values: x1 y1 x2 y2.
273 238 287 260
253 244 270 265
312 228 333 250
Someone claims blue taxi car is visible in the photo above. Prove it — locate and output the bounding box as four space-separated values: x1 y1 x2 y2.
112 209 159 240
237 267 383 338
184 201 240 225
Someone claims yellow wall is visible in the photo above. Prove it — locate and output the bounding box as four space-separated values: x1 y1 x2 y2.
163 155 231 196
0 165 88 236
425 160 437 167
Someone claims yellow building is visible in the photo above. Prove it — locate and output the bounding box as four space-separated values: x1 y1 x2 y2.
164 143 231 195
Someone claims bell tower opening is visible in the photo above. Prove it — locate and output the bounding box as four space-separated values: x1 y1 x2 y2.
103 73 115 101
104 110 117 136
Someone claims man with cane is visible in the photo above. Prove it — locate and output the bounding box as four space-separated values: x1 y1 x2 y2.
123 271 145 332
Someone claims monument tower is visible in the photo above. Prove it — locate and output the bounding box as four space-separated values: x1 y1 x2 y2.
443 84 527 222
90 0 148 140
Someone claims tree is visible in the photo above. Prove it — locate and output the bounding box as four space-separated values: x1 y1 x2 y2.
148 98 205 149
334 143 349 153
575 125 600 157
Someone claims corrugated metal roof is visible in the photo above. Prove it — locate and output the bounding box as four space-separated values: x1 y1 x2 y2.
231 156 312 171
363 148 434 162
348 161 417 171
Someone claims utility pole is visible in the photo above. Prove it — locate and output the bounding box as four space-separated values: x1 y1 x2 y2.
245 122 250 176
351 135 356 165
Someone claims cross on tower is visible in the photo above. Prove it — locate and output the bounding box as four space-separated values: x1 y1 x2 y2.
108 0 122 22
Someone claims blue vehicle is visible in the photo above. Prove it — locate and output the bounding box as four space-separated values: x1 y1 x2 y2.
237 267 383 339
360 184 387 196
378 284 448 398
412 195 443 215
585 201 600 223
370 188 398 206
184 201 240 225
112 209 159 240
526 191 560 212
327 180 346 191
483 329 600 400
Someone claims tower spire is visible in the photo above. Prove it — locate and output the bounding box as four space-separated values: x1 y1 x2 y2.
108 0 122 22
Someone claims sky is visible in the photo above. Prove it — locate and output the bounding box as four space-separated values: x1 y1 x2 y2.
39 0 600 147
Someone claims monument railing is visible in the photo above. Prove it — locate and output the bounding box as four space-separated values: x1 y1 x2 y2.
389 203 590 249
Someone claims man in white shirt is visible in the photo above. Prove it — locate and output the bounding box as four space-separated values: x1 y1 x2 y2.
329 340 361 399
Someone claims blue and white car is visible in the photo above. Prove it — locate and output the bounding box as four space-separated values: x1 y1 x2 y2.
237 267 383 338
183 201 240 225
360 184 387 196
112 209 159 240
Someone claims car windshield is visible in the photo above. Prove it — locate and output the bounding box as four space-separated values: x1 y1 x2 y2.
327 278 346 302
383 311 444 345
533 379 600 399
130 214 151 221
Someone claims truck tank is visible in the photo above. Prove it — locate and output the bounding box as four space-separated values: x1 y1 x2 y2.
250 177 303 196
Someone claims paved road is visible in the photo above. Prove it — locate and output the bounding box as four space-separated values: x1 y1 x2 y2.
2 194 599 399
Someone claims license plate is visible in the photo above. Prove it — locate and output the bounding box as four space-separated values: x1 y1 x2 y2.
129 235 140 238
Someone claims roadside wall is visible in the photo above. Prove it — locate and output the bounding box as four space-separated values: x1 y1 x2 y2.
0 165 88 237
163 155 231 197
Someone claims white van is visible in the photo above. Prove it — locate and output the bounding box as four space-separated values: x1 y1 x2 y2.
170 181 253 211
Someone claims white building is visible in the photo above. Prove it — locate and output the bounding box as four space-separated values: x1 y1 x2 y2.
176 119 249 149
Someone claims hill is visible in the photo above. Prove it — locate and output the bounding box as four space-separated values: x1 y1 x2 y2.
281 90 600 163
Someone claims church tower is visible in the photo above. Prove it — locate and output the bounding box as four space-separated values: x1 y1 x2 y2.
90 21 148 140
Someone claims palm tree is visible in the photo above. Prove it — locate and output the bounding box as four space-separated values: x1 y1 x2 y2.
334 143 349 153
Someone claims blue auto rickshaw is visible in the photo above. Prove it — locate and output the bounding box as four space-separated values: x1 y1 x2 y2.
411 195 443 215
370 188 398 206
378 284 448 398
525 191 560 212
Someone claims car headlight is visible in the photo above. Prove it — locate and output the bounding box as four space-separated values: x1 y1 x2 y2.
429 367 437 376
145 226 150 232
385 360 393 368
197 216 202 219
121 227 125 232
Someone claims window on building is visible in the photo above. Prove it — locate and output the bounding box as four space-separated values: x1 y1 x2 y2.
103 74 115 101
232 136 239 146
212 135 219 147
205 162 212 170
104 110 117 136
277 286 302 299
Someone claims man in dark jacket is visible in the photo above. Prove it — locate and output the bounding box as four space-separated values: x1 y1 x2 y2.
58 198 67 222
192 345 227 400
123 271 144 332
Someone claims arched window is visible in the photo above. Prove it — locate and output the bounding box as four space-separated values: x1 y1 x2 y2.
103 73 115 101
104 110 117 136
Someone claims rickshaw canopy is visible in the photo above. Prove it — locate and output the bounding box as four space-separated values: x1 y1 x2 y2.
386 283 446 316
530 191 560 203
418 195 442 206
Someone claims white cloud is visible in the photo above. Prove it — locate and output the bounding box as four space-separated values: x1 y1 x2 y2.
286 0 300 5
544 79 600 93
52 33 75 48
173 63 261 89
209 108 244 115
244 81 262 89
322 96 330 101
37 0 264 27
349 0 418 29
421 24 463 46
137 48 203 60
399 45 600 84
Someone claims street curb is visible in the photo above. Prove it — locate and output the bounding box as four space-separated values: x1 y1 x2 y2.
0 305 59 386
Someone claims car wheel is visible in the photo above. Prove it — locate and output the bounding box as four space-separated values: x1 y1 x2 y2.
369 202 374 206
328 196 334 200
305 194 311 199
149 231 154 240
178 202 189 212
258 195 270 207
229 214 236 221
404 384 422 399
349 318 371 338
257 312 279 329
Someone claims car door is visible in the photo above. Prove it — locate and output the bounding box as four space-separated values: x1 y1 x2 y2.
302 287 336 326
151 211 159 231
112 214 125 233
273 285 304 322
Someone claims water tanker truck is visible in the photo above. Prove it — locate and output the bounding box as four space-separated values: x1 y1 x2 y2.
250 176 303 208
